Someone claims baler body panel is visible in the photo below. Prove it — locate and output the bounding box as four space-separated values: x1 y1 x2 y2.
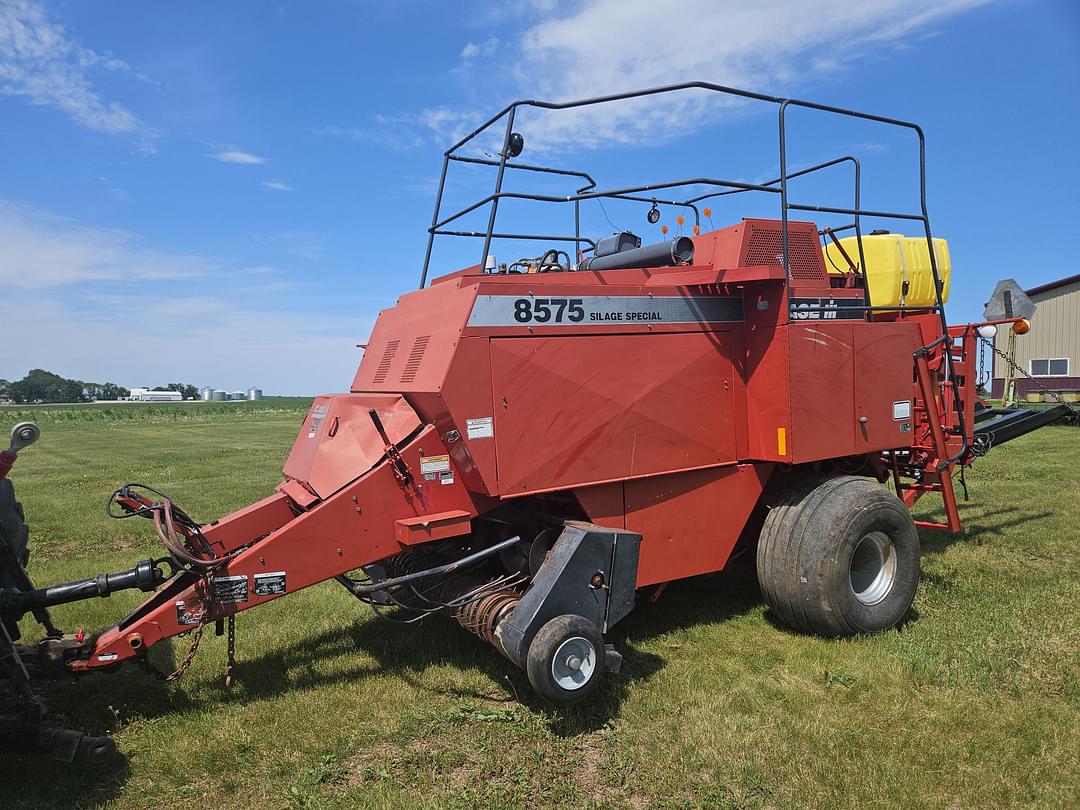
489 331 737 495
282 393 421 500
626 463 772 586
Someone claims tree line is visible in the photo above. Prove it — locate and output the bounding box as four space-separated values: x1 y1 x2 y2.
0 370 199 404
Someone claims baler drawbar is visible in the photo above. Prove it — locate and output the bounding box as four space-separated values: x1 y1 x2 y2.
2 82 1070 762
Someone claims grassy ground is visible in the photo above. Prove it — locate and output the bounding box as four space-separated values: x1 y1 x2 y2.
1 404 1077 809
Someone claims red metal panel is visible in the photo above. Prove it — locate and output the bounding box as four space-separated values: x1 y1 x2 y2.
739 219 828 290
277 478 318 509
200 492 298 554
744 285 791 462
282 393 421 500
853 322 921 450
395 510 472 545
410 336 500 497
573 482 626 529
626 463 772 586
490 332 737 495
788 323 856 462
352 279 476 393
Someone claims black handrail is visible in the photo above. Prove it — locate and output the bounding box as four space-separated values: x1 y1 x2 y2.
414 81 965 457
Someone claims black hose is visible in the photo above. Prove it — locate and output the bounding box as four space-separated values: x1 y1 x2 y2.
337 535 522 597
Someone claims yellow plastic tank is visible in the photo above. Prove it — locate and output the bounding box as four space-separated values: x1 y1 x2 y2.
823 233 951 307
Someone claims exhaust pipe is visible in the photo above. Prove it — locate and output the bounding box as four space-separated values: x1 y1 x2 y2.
579 236 694 271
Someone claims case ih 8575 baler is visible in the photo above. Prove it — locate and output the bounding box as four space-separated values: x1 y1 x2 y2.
2 83 1068 762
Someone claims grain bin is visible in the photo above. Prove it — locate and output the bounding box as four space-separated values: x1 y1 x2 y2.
210 389 227 401
200 386 213 401
247 387 263 401
229 390 247 401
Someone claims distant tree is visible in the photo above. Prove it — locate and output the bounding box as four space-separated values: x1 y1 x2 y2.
7 369 88 404
166 382 199 400
152 386 170 392
0 379 9 397
100 383 130 400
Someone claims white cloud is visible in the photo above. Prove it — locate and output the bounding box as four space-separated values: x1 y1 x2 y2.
3 292 366 395
0 0 156 148
417 106 481 146
312 119 427 152
208 150 267 165
0 200 373 394
311 124 364 139
459 36 498 65
261 180 292 191
0 200 212 288
418 0 992 152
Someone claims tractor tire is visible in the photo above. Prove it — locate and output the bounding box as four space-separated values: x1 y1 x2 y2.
756 475 920 637
526 614 605 704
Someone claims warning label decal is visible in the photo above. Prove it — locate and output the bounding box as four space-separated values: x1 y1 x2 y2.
419 454 451 475
308 404 330 438
466 417 494 440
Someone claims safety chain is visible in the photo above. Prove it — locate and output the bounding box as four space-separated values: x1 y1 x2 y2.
141 620 205 683
139 572 236 685
980 337 1080 416
224 614 236 688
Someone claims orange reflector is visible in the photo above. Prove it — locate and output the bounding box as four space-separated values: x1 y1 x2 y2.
676 215 685 225
777 427 787 456
703 207 712 218
1012 318 1030 335
661 225 668 235
693 224 700 235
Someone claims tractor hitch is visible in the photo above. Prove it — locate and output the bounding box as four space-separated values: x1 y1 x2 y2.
0 557 173 624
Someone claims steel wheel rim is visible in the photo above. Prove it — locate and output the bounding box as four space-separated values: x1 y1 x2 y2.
849 531 897 606
551 636 596 691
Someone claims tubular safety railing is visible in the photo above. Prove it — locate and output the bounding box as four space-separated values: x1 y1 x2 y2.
415 81 965 457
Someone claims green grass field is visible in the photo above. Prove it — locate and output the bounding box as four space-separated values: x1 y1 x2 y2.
2 402 1078 809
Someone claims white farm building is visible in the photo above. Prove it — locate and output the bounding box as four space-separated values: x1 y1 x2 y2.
127 388 183 402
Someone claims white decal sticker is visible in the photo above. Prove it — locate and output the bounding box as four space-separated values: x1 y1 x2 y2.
439 470 455 485
419 454 451 475
466 417 494 440
211 575 249 604
789 297 865 321
892 400 912 421
175 600 201 626
308 404 330 438
97 652 118 662
253 571 287 596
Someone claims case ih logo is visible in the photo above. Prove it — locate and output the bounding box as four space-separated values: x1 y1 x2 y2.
789 298 863 321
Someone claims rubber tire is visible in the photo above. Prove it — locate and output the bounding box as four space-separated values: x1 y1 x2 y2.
756 475 920 637
526 614 606 705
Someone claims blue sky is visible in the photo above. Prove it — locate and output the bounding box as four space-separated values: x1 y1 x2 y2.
1 0 1077 394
